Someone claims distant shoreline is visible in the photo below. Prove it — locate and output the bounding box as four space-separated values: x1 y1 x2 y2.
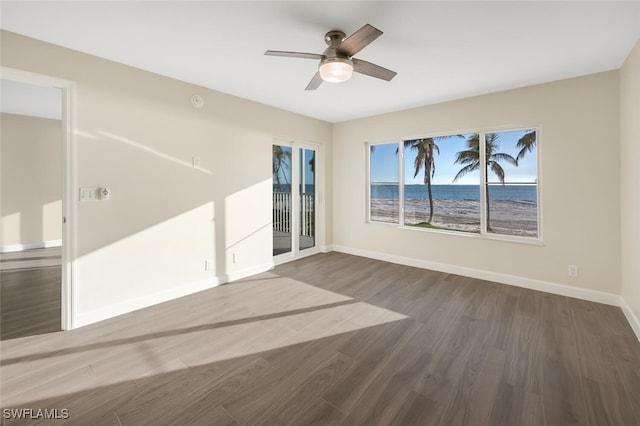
371 198 538 237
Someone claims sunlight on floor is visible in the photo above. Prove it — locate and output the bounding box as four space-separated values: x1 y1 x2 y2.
0 274 407 407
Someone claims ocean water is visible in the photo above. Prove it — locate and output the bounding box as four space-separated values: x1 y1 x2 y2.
273 183 537 202
273 184 315 194
371 184 537 201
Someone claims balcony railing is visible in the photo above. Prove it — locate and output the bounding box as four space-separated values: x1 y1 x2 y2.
273 192 291 233
273 192 314 237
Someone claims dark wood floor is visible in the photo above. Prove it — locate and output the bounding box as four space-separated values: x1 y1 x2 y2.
1 248 62 340
1 252 639 425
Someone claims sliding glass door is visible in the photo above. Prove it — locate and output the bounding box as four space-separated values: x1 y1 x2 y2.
273 144 292 256
298 148 316 252
273 142 318 262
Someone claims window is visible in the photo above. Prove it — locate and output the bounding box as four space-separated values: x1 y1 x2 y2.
367 128 539 239
403 134 480 233
484 130 538 237
369 142 400 224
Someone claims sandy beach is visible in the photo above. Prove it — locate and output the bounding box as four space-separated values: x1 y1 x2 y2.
371 198 538 237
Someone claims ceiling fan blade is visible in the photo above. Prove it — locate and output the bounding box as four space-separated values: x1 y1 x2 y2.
264 50 323 60
337 24 383 57
305 71 323 91
352 58 397 81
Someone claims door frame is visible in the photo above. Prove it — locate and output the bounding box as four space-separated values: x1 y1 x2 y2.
2 67 76 330
273 139 322 265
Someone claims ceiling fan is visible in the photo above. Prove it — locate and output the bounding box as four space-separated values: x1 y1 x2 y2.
265 24 397 90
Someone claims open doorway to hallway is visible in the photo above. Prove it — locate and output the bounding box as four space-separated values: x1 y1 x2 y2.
0 78 63 340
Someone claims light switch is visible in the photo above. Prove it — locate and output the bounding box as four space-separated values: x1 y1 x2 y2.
80 188 98 201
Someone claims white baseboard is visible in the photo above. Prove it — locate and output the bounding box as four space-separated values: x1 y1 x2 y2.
0 240 62 253
74 261 275 328
222 261 275 282
332 245 621 307
621 297 640 342
74 277 222 328
321 245 334 253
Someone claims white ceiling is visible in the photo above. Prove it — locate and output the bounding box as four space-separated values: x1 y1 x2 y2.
1 1 639 123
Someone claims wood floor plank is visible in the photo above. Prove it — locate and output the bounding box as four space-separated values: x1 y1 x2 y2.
117 356 271 425
254 352 353 425
459 370 503 426
413 315 484 403
289 398 346 426
435 323 505 426
504 313 542 393
35 379 136 426
220 333 354 424
521 391 545 426
340 343 431 425
582 377 639 426
0 247 62 271
162 405 238 426
1 255 61 340
2 364 101 408
538 295 589 426
322 319 420 413
609 334 640 420
487 382 527 426
388 391 441 426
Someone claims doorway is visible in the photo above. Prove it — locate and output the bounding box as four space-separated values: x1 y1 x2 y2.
272 141 319 263
0 68 73 337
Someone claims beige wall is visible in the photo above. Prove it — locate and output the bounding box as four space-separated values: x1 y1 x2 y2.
621 39 640 334
1 113 62 248
333 71 621 298
2 28 633 333
0 31 332 325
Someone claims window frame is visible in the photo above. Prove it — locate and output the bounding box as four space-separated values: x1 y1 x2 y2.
365 140 404 225
365 125 543 245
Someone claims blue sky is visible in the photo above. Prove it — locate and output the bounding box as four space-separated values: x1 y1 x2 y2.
273 146 315 188
371 130 537 185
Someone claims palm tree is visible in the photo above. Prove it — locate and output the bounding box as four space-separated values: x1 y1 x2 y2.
308 152 315 174
272 145 291 191
404 135 463 223
515 130 536 162
453 133 517 230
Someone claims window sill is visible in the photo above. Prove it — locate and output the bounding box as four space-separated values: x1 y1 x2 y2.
367 219 544 246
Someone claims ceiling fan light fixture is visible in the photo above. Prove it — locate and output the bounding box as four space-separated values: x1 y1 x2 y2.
319 57 353 83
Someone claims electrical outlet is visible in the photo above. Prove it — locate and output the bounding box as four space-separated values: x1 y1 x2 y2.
568 264 579 277
204 260 210 271
233 252 239 264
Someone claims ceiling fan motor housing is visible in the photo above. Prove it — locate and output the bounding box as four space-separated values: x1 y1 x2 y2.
323 30 349 61
324 30 346 46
